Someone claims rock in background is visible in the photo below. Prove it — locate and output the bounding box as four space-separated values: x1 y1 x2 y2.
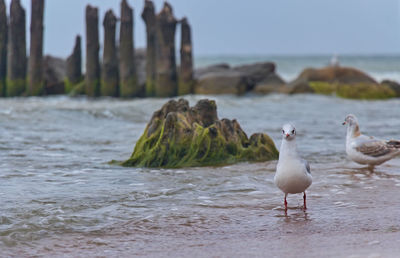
288 66 395 99
381 80 400 97
194 62 286 95
43 55 66 95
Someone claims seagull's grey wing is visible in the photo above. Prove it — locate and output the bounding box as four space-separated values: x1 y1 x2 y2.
387 140 400 148
302 159 311 174
355 138 398 158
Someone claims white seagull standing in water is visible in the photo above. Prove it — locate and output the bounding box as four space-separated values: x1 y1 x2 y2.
274 124 312 212
343 114 400 168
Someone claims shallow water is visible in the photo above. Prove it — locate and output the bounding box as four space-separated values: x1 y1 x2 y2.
1 94 400 257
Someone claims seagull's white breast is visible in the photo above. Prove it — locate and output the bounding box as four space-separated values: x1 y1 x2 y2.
274 159 312 194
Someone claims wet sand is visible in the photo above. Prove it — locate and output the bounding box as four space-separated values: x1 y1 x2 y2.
4 161 400 258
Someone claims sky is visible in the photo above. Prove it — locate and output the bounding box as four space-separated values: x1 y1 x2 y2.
4 0 400 58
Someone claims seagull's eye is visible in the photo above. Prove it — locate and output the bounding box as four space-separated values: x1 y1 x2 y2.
282 130 285 134
291 130 295 134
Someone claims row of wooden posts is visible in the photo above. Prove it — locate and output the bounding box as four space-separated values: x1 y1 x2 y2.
0 0 193 98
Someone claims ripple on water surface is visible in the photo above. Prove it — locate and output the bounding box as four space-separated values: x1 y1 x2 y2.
1 95 400 256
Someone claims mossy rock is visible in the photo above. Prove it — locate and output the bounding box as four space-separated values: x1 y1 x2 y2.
309 81 336 95
309 81 396 99
122 98 279 168
381 80 400 97
336 83 395 100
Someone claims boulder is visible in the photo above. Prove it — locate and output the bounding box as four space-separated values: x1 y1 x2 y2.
194 63 230 79
194 70 248 95
43 55 66 95
336 83 395 99
288 78 314 94
288 66 377 94
307 81 395 100
381 80 400 97
193 62 283 95
298 66 376 84
287 66 396 99
253 73 286 94
122 98 278 168
233 62 276 90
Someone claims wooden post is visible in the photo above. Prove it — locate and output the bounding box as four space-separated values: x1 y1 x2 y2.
28 0 45 96
178 17 194 95
101 9 119 97
65 35 82 93
119 0 138 97
141 0 156 96
0 0 7 96
85 5 100 97
7 0 26 97
155 2 178 97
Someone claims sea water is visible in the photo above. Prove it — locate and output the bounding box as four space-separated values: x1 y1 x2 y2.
1 55 400 256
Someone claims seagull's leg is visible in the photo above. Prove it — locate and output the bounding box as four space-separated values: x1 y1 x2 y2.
303 192 307 210
284 193 288 212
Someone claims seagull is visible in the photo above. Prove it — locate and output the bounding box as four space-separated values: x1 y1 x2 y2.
343 114 400 168
274 124 312 212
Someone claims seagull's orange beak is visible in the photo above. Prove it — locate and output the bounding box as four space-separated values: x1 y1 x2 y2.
342 121 346 125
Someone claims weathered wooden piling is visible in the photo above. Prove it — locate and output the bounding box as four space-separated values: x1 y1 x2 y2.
28 0 45 96
0 0 7 96
141 0 156 96
7 0 26 97
101 10 118 97
178 17 194 95
85 5 100 97
119 0 138 97
155 2 178 97
65 35 82 93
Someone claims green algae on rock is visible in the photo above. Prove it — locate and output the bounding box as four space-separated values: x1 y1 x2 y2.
336 83 395 100
123 98 278 168
309 81 396 100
